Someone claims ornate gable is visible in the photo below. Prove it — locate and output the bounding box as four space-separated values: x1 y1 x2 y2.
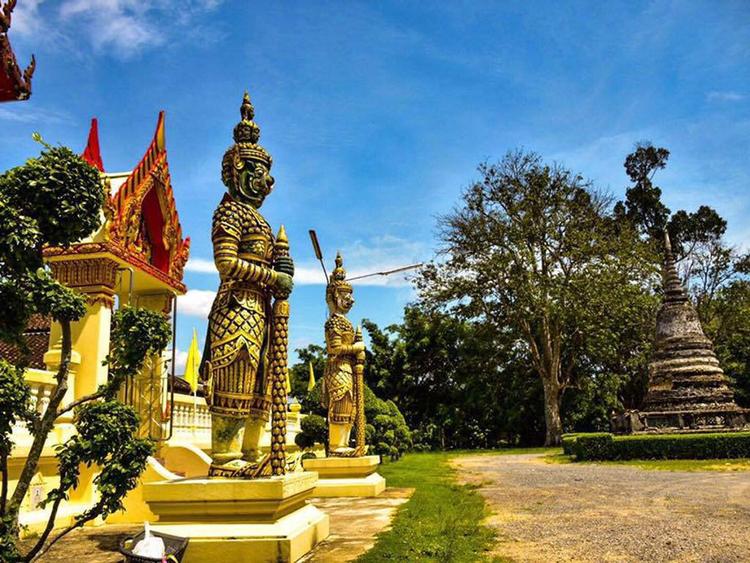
0 0 35 102
45 113 190 295
106 111 191 283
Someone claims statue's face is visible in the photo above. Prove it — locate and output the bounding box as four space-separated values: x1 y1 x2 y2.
334 288 354 314
232 161 274 209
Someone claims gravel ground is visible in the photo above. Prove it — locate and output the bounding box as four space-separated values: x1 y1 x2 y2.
453 454 750 563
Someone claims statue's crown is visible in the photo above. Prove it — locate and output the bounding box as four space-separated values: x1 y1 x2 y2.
327 252 352 300
233 91 260 144
229 91 271 168
329 252 348 285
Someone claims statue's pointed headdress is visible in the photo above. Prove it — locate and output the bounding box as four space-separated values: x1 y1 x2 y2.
326 252 352 303
221 90 274 194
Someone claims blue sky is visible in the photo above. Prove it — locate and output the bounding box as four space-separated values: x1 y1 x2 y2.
1 1 748 371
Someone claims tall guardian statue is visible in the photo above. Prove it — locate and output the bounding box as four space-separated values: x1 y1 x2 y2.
200 92 294 477
323 253 367 456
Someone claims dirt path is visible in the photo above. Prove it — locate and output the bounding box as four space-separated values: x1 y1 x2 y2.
454 453 750 563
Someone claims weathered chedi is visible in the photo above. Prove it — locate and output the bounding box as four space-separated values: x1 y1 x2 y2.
620 232 748 432
323 253 367 456
199 92 294 476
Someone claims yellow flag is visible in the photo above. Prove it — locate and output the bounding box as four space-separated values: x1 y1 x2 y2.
184 328 201 393
307 361 316 392
285 369 292 394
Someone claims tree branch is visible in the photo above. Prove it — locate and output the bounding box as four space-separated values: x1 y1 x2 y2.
56 389 105 418
1 451 7 517
23 494 63 562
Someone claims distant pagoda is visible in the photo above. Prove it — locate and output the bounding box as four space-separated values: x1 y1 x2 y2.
615 232 748 433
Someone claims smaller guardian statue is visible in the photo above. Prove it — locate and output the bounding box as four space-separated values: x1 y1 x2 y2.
323 253 366 456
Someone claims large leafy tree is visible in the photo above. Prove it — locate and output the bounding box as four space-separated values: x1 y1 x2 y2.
417 150 657 445
0 141 171 562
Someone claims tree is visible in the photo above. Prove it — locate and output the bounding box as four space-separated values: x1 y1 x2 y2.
417 150 657 445
616 143 671 239
0 141 171 562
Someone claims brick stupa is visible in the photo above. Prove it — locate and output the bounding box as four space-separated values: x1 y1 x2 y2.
614 232 748 433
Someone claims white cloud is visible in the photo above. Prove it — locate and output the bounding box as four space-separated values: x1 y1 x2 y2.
178 289 215 317
58 0 166 56
185 257 216 273
0 106 72 124
170 348 188 375
706 91 745 102
12 0 224 58
8 0 46 36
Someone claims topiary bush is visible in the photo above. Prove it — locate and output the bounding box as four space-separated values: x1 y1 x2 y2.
361 387 412 460
573 433 615 461
562 433 584 455
294 413 327 451
572 431 750 461
299 381 413 460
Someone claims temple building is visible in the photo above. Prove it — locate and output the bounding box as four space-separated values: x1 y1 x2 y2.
0 0 35 102
614 232 749 433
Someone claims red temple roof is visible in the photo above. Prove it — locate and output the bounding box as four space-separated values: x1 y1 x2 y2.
82 118 105 172
106 111 190 284
45 112 190 294
0 0 35 103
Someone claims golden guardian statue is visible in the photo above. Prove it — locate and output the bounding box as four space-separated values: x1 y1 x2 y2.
200 92 294 477
323 253 367 456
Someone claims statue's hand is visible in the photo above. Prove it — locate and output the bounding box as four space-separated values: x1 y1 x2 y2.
274 256 294 277
273 271 294 297
352 341 366 353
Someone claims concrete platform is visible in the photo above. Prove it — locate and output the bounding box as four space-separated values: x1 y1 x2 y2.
309 472 386 497
302 455 385 497
143 472 329 562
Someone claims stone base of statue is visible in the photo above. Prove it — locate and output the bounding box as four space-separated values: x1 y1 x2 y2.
612 407 750 434
302 455 385 497
142 472 329 563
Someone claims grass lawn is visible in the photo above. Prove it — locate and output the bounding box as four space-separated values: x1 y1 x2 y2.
356 451 499 563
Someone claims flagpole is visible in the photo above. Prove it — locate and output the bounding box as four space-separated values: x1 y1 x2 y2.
192 385 197 435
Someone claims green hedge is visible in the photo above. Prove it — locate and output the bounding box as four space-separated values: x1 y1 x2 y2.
572 431 750 461
562 433 583 455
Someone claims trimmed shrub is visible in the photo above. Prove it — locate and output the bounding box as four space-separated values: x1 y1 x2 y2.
573 433 614 461
299 383 412 459
572 431 750 461
562 433 582 456
294 413 327 451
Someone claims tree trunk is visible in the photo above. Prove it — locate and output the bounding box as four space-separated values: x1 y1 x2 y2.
8 321 71 534
542 376 563 446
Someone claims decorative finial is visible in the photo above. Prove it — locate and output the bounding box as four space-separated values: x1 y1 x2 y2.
240 90 254 121
276 225 288 247
662 228 687 303
232 89 261 145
